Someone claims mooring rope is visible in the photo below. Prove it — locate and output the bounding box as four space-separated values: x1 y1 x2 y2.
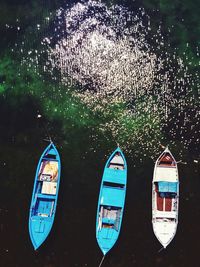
98 255 105 267
158 246 165 253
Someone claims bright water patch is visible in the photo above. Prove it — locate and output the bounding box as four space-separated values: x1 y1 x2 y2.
20 0 199 159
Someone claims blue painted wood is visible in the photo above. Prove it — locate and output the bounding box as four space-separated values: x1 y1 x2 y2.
29 142 61 250
96 147 127 256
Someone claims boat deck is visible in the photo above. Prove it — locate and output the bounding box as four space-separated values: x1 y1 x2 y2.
155 185 172 212
156 193 172 211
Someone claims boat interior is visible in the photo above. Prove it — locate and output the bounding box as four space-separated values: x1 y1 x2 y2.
37 160 58 194
39 160 58 182
99 205 121 231
158 152 176 167
33 198 55 217
31 181 56 217
154 183 178 212
154 217 176 222
103 181 125 189
31 180 56 217
43 153 57 159
31 158 59 218
108 152 125 170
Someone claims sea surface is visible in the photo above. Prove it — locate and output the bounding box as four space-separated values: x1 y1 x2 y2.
0 0 199 266
0 123 200 267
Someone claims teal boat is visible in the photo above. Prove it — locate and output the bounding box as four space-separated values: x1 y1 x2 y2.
96 147 127 261
29 142 61 250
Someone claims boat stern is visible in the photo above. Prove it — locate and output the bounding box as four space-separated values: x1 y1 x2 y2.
152 219 177 248
29 217 52 250
96 228 118 255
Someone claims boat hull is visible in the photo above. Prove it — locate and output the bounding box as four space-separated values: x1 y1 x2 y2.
29 142 61 250
152 147 179 248
96 147 127 255
152 220 178 248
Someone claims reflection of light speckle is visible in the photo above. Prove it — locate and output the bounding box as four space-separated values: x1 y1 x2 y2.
21 1 199 158
47 3 160 103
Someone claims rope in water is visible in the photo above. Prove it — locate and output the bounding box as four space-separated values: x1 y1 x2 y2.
37 113 52 142
158 246 165 253
98 255 105 267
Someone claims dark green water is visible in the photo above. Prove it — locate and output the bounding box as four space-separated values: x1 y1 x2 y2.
0 0 200 266
0 117 200 267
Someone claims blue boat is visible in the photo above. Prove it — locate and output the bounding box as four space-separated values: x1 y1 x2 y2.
96 147 127 259
29 142 61 250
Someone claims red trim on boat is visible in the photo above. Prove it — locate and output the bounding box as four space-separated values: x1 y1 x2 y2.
158 153 176 166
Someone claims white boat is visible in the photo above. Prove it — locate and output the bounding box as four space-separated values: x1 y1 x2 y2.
152 147 179 249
